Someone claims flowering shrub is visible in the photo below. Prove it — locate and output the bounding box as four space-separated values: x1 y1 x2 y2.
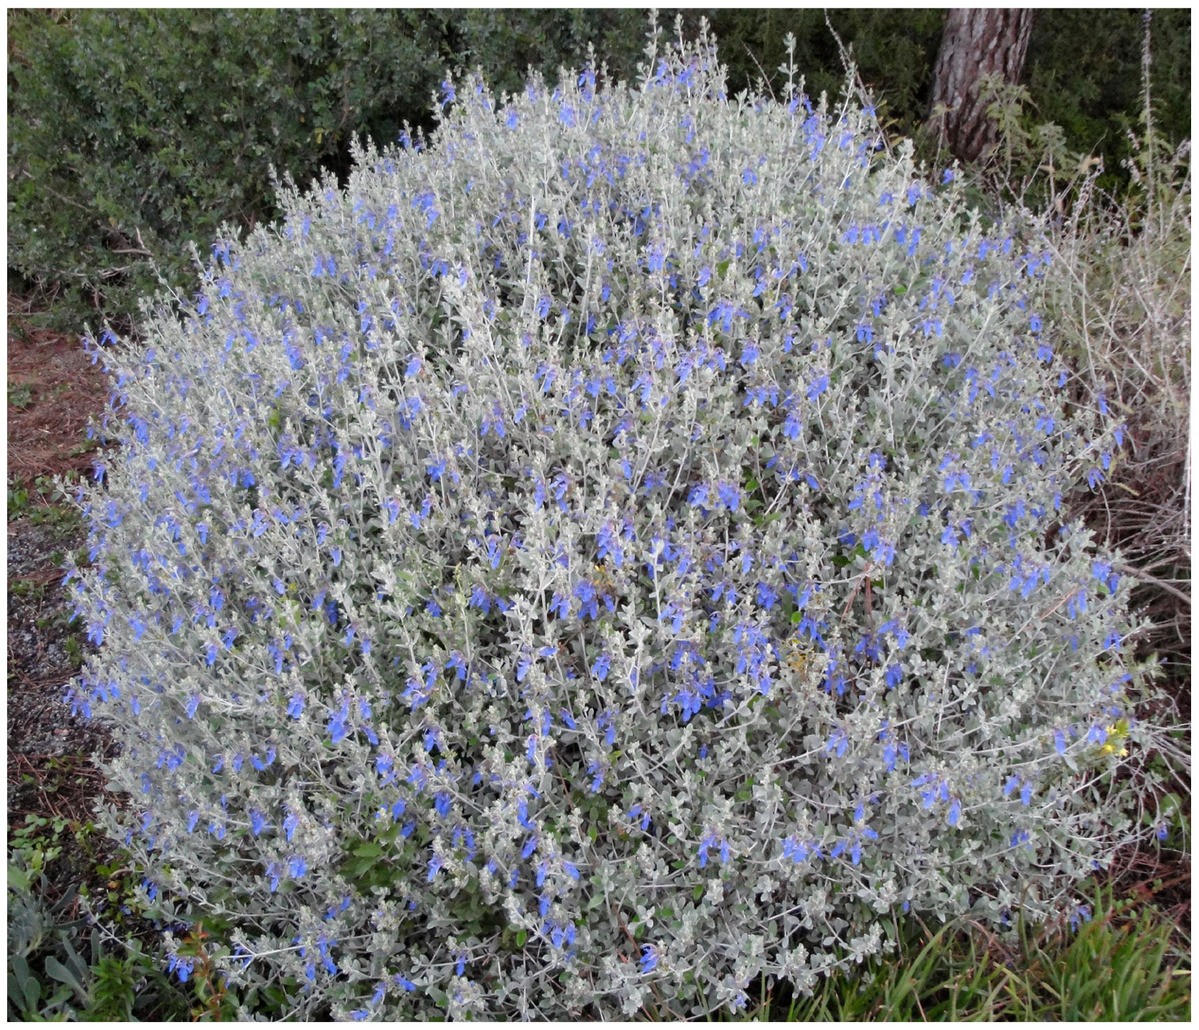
67 30 1167 1020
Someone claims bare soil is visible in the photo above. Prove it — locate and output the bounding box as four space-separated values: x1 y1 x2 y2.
7 296 116 840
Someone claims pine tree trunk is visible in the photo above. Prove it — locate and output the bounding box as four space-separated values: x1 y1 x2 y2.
929 8 1033 164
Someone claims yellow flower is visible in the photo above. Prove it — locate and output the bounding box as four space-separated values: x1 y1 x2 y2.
783 636 813 676
592 563 618 595
1098 721 1130 758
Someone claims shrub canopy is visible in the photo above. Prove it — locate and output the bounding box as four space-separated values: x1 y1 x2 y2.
68 32 1165 1019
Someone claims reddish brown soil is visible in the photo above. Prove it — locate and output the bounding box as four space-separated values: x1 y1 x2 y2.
7 297 110 482
7 296 116 846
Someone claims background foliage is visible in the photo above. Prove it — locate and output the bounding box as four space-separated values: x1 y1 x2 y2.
706 7 1190 169
7 8 1190 326
8 8 453 323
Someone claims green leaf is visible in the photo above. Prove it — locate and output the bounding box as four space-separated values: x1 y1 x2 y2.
44 954 87 996
353 842 384 859
8 863 31 893
343 857 376 878
10 956 41 1014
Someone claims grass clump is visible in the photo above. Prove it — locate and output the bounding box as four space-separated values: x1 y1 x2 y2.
733 885 1190 1021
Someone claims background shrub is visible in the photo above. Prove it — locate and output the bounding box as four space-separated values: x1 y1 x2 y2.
1022 8 1190 189
6 9 457 324
65 29 1174 1019
1045 123 1192 711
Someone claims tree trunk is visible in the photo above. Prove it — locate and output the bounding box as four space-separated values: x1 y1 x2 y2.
929 8 1033 164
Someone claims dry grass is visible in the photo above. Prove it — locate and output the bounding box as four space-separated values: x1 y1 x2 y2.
1046 133 1191 705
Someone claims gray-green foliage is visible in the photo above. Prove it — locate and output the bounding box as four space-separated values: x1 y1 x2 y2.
66 27 1171 1019
8 853 91 1020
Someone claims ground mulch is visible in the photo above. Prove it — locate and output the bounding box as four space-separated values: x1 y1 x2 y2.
6 296 116 852
7 297 110 482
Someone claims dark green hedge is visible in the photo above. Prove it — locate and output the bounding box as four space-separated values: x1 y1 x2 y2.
8 9 451 324
7 8 1189 326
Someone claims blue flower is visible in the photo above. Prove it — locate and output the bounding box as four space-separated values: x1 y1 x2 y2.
573 580 599 620
781 836 811 863
639 944 659 974
716 481 741 511
1069 903 1093 933
697 830 729 869
946 799 962 827
629 804 652 831
327 699 351 744
825 727 849 759
882 738 909 773
168 954 196 984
